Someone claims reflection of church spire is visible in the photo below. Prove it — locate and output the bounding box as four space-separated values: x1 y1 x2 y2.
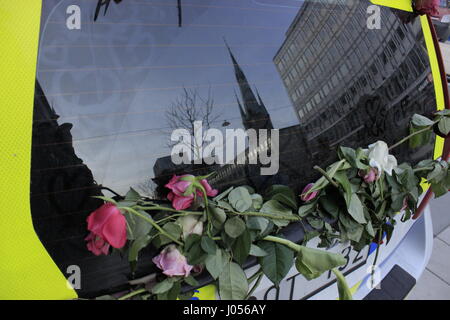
225 41 273 130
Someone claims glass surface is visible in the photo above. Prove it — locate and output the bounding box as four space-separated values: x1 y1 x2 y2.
32 0 438 296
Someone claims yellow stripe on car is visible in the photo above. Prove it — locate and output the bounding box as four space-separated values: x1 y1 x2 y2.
0 1 77 300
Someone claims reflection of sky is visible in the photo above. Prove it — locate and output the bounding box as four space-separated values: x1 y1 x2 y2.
37 0 304 193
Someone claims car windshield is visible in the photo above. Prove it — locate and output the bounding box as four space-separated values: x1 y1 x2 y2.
32 0 438 296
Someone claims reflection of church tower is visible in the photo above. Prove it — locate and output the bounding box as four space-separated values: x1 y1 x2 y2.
226 43 273 131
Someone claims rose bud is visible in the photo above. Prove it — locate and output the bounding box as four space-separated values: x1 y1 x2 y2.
165 175 218 209
85 203 127 256
167 191 195 210
300 183 319 202
401 197 409 212
178 215 203 239
165 174 196 197
152 245 193 277
359 168 378 183
414 0 439 16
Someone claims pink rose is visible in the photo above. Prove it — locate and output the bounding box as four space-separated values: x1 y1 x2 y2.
359 168 378 183
196 179 219 197
85 203 127 256
414 0 439 16
165 174 195 196
167 191 195 210
165 174 218 210
300 183 319 202
152 245 193 277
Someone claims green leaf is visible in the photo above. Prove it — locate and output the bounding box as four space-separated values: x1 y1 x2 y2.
347 194 366 224
123 210 153 241
249 244 268 257
333 269 353 300
319 197 340 219
209 205 227 229
232 229 251 265
228 187 253 212
201 236 218 255
219 261 249 300
154 222 182 246
260 200 294 227
224 217 246 238
205 248 225 280
152 278 174 294
339 214 364 243
184 275 199 287
438 117 450 135
251 194 264 210
125 187 141 201
411 114 434 127
338 146 356 167
432 182 448 198
246 216 269 232
307 216 324 230
409 124 432 148
298 202 316 217
333 171 352 204
213 186 234 201
295 246 346 280
266 185 297 210
128 235 151 262
258 240 294 286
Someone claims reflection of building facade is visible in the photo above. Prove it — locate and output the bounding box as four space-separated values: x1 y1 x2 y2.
274 0 436 165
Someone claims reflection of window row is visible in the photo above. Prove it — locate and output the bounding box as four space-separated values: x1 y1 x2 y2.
274 1 421 125
38 61 273 74
44 21 282 30
33 98 288 123
304 46 429 139
128 0 300 14
37 79 276 98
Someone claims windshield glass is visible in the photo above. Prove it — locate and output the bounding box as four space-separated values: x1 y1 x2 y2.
32 0 439 296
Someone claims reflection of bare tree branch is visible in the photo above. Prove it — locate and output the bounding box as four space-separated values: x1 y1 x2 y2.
94 0 122 22
136 179 156 198
165 87 221 160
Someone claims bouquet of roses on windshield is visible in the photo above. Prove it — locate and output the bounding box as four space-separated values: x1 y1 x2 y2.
84 111 450 300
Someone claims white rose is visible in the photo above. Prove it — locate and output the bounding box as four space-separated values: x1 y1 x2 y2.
366 141 398 176
177 215 203 239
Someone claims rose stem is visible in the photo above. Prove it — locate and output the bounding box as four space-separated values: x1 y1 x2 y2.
313 165 339 188
122 207 183 245
246 272 264 300
118 288 147 300
388 122 438 151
